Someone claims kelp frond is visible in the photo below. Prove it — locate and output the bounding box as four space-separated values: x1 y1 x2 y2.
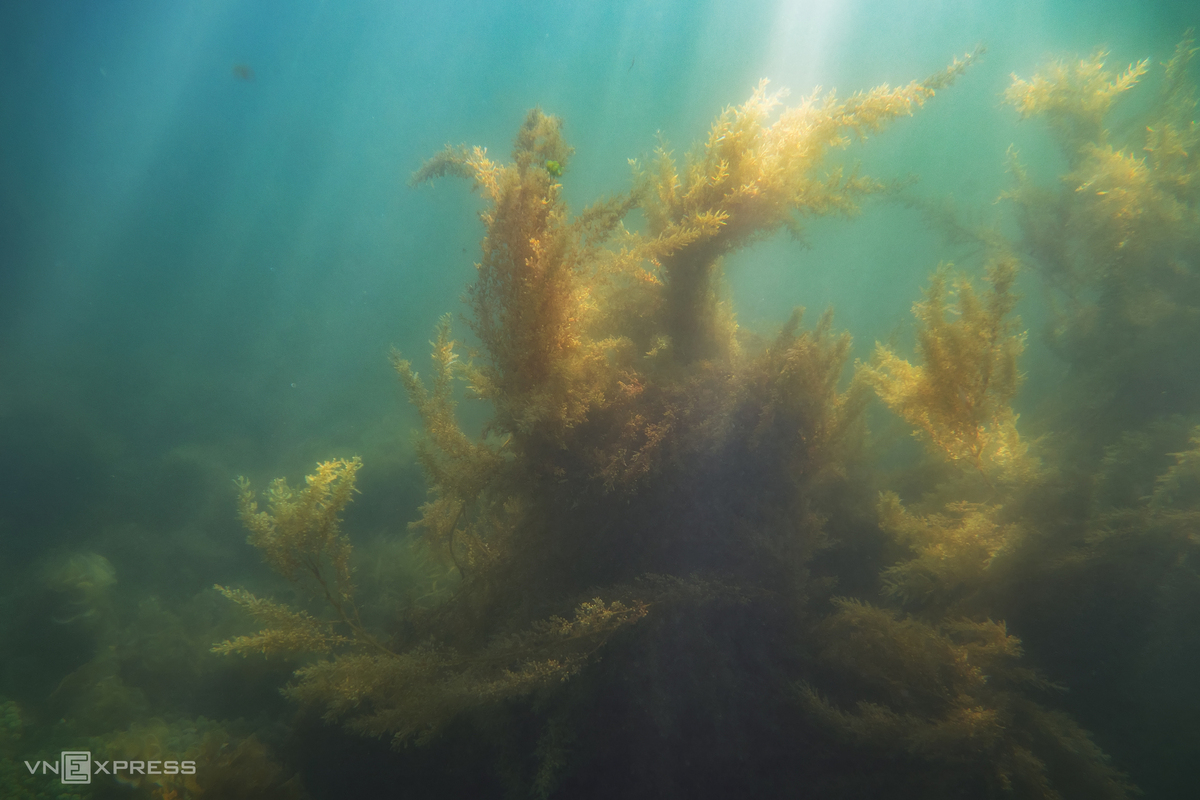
211 586 348 656
215 459 389 657
284 597 647 748
877 493 1022 612
236 457 361 602
861 256 1035 483
801 598 1135 800
749 308 866 476
392 315 509 573
637 53 978 361
1003 32 1200 405
411 109 634 449
1151 424 1200 510
216 458 649 745
1006 50 1149 157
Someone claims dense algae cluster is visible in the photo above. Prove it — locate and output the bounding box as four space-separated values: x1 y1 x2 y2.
204 35 1200 798
215 50 993 789
8 31 1198 800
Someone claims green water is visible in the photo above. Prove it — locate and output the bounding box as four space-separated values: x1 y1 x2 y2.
1 1 1197 798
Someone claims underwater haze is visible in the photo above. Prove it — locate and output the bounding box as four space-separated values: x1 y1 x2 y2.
1 0 1198 798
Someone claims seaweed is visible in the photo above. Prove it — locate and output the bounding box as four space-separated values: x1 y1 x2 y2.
212 57 984 763
635 49 983 363
208 45 1148 798
1005 49 1148 158
213 461 647 748
860 256 1036 484
800 599 1136 800
1004 32 1200 435
98 717 305 800
877 493 1023 614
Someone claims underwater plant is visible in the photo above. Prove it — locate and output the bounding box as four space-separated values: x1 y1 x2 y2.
632 49 982 364
805 36 1200 800
1004 31 1200 436
875 493 1024 614
209 44 1150 798
859 256 1035 484
814 251 1142 798
800 599 1137 800
213 458 648 747
213 458 368 657
98 716 305 800
1005 49 1148 158
214 51 975 748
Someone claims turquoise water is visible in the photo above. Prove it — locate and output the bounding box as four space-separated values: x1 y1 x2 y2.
1 1 1197 798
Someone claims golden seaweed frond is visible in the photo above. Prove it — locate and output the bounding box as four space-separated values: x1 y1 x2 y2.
393 315 510 572
210 586 348 657
590 394 678 492
219 458 395 662
1160 30 1197 109
663 75 915 231
861 257 1035 483
878 493 1022 611
629 54 975 362
285 597 647 747
802 598 1135 799
285 647 457 745
748 308 866 477
288 647 581 748
1007 32 1198 220
1145 30 1199 205
655 56 976 242
1004 33 1200 397
409 144 507 201
1006 50 1149 156
799 685 1010 766
814 598 1032 704
236 457 361 602
1053 419 1200 572
921 44 987 92
1150 424 1200 510
99 717 306 800
220 458 650 746
512 105 576 172
412 109 636 449
494 597 649 660
1066 142 1193 271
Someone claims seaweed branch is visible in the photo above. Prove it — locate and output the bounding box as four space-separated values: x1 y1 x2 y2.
860 257 1034 483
